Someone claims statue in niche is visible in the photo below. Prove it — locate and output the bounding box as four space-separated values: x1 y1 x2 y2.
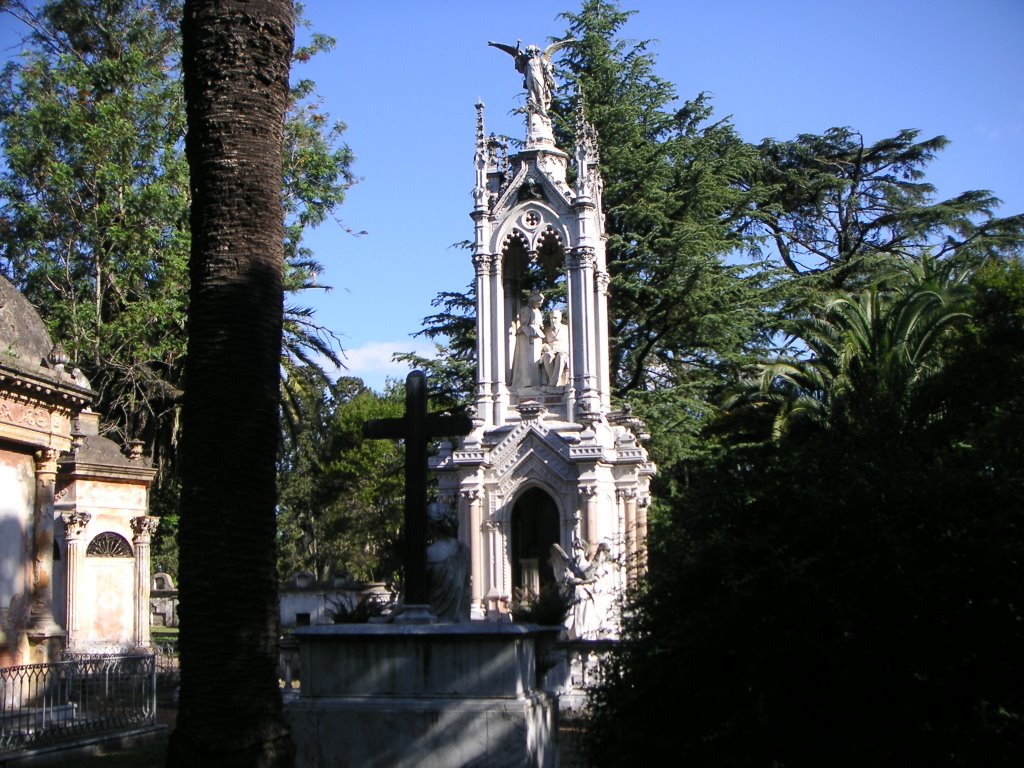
425 500 471 622
510 290 544 391
541 309 569 387
488 39 575 119
550 541 614 640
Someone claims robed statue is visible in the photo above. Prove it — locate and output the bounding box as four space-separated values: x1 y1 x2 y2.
425 500 471 622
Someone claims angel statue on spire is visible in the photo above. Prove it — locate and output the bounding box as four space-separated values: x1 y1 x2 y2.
488 38 575 119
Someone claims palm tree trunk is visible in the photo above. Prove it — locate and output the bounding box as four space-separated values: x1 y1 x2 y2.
169 2 295 766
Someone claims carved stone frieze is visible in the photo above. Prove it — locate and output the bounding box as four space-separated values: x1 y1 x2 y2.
0 398 52 431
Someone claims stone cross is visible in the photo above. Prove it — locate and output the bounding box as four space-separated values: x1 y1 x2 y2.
362 371 472 608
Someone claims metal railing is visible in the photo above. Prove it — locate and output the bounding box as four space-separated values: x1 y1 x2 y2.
0 654 156 754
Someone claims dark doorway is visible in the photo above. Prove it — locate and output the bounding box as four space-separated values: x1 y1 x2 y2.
510 488 560 595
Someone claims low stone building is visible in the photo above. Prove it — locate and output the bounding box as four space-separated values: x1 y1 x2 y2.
1 276 158 665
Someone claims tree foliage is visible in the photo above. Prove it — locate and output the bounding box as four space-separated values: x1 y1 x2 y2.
722 256 971 443
0 0 356 466
586 257 1024 767
277 377 405 584
556 2 772 405
0 0 189 470
754 127 1024 291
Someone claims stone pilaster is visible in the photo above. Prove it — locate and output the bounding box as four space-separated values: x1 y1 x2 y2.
60 510 91 649
461 489 485 618
130 515 160 649
566 247 600 415
27 448 64 656
618 488 639 585
483 519 503 617
636 494 650 575
579 484 599 552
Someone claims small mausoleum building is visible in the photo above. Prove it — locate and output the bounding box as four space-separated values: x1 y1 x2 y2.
0 276 158 666
433 55 655 638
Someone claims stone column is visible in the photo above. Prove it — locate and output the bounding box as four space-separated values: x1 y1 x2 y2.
60 510 91 650
472 251 494 423
27 448 64 654
636 494 650 575
566 247 599 415
619 488 638 585
483 519 503 617
461 489 484 618
498 518 511 601
492 254 509 424
595 269 612 411
130 515 160 650
579 485 599 553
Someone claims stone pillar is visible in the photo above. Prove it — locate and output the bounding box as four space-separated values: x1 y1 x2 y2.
566 247 599 415
619 488 638 585
636 494 650 575
595 269 612 411
579 485 598 552
498 518 511 600
491 254 508 424
461 490 485 618
60 510 91 649
472 252 494 423
27 448 64 656
483 519 503 617
130 516 160 649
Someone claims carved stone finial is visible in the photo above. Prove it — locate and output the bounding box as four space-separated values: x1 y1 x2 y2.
126 439 145 462
475 100 486 145
47 343 69 368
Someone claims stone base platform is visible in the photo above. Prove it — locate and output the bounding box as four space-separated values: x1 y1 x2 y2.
285 622 558 768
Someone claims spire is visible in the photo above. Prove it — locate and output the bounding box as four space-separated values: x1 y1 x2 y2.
473 101 488 211
475 100 486 149
573 87 601 203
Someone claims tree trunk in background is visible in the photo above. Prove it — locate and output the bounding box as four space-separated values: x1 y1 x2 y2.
169 2 295 766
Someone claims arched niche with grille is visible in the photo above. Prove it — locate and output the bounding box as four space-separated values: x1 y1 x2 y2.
86 531 134 558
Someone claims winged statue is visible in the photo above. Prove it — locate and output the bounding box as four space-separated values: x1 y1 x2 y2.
488 38 576 117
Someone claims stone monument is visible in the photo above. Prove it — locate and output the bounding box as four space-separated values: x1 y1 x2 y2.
433 42 656 643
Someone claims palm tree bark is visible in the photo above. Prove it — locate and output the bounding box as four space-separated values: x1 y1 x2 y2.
169 2 295 766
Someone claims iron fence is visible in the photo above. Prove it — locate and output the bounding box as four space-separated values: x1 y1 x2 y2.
0 654 156 754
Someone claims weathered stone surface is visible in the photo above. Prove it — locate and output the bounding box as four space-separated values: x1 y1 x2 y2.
286 623 558 768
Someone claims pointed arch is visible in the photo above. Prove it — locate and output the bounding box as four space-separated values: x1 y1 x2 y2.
509 485 561 595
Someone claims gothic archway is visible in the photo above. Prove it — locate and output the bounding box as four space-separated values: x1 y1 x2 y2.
510 487 560 595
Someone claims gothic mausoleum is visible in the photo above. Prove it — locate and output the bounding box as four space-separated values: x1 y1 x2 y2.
433 51 655 637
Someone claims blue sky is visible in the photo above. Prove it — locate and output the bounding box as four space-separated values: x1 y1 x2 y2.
3 1 1022 390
